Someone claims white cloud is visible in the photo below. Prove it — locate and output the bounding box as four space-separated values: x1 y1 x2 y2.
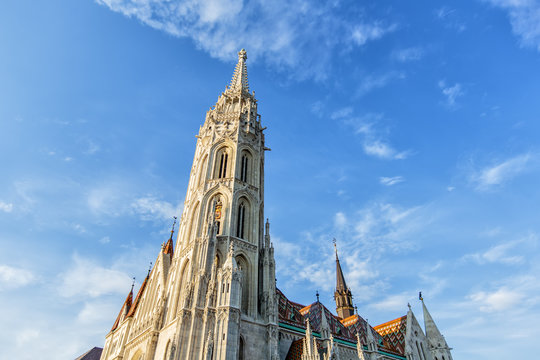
379 176 405 186
351 23 397 46
15 329 40 347
95 0 396 80
472 153 532 190
0 265 35 289
470 287 524 312
438 80 464 107
343 112 411 160
371 292 413 311
484 0 540 51
463 233 536 265
334 212 347 229
77 301 119 324
363 140 410 160
0 200 13 212
392 47 424 62
356 72 405 97
100 236 111 244
330 107 353 120
131 196 181 221
58 255 132 298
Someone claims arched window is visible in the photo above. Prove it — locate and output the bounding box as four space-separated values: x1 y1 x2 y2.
236 256 249 315
197 155 208 186
240 154 249 182
214 148 229 179
236 203 246 239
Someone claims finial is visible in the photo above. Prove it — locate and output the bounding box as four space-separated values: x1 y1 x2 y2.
408 303 412 311
354 305 358 314
169 216 177 239
147 262 152 277
131 277 135 292
333 238 338 260
316 290 320 303
238 48 247 60
419 291 423 301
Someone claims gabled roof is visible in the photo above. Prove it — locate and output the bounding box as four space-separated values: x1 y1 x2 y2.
374 315 408 355
126 274 150 318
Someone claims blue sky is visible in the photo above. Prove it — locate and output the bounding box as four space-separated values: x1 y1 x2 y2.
1 0 540 359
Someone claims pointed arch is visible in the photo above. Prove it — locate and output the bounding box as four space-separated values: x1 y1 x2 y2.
197 154 208 187
238 335 245 360
186 202 200 243
213 146 231 179
235 254 250 315
235 197 250 240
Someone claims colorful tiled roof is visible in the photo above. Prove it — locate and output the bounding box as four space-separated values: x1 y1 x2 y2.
374 315 407 355
277 288 305 328
300 301 355 342
340 314 383 347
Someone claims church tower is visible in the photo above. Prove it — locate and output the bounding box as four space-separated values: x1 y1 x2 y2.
100 49 279 360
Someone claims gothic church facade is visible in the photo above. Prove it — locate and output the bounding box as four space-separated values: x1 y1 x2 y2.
99 50 453 360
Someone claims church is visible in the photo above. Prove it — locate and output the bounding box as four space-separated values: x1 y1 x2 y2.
97 50 453 360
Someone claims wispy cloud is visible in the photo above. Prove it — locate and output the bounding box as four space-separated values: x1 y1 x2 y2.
380 176 405 186
95 0 397 80
356 71 405 97
351 22 397 46
58 254 132 298
484 0 540 51
0 200 13 212
471 153 533 190
340 112 411 160
462 235 536 265
438 80 464 108
392 47 424 62
131 196 181 221
0 265 35 289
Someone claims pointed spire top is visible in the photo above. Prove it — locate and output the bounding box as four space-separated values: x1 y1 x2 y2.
421 297 450 350
163 216 176 256
316 290 320 303
147 262 152 277
131 277 135 292
334 239 348 291
170 216 177 239
229 49 249 92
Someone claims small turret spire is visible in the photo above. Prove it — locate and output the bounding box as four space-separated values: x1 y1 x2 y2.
163 216 176 257
229 49 249 92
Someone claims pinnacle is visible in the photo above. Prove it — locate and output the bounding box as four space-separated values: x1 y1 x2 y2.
229 48 249 92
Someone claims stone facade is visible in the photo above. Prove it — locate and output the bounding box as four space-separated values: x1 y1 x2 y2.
98 50 452 360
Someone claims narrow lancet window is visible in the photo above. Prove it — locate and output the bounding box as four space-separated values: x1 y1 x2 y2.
240 154 249 182
236 203 245 238
218 152 228 178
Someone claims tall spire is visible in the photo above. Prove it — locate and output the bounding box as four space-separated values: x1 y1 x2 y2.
421 296 453 359
228 49 249 92
333 239 355 319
